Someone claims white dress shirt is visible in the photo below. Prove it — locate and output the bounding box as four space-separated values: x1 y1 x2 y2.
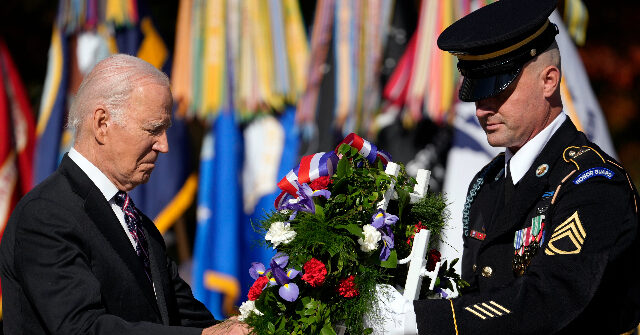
68 148 139 251
505 112 566 184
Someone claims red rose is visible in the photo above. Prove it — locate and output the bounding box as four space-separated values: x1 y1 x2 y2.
248 276 269 301
301 258 327 287
426 249 441 272
309 176 333 191
337 275 359 298
406 221 428 245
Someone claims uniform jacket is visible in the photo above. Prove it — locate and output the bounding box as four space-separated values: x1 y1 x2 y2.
0 155 216 334
414 119 640 334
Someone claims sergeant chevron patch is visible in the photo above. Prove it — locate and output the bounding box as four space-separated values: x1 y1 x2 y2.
464 301 511 320
545 211 586 255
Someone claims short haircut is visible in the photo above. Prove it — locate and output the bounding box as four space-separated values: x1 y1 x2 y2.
68 54 170 134
532 41 562 74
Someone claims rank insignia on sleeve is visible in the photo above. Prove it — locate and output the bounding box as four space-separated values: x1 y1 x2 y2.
545 211 586 255
464 301 511 320
513 216 545 275
572 167 614 185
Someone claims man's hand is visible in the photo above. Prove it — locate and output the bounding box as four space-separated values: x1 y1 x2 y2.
202 316 252 335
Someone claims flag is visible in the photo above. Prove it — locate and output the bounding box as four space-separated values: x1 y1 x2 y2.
34 26 69 184
0 38 37 320
193 107 299 319
192 109 244 319
439 8 615 272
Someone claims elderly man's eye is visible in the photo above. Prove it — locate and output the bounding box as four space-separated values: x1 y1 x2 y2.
147 128 163 136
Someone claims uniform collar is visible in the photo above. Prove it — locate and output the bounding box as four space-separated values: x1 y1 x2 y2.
505 112 566 184
68 147 120 202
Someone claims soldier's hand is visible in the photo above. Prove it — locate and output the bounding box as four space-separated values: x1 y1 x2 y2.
202 316 251 335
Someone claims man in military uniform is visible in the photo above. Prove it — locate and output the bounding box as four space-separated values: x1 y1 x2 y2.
376 0 640 333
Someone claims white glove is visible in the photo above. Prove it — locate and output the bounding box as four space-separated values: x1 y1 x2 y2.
364 284 419 335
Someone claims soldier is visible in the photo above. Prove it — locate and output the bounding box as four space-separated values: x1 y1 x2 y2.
378 0 640 333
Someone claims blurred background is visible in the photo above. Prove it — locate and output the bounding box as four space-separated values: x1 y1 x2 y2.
0 0 638 324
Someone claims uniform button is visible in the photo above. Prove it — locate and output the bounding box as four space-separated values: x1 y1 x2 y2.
482 266 493 278
472 264 477 272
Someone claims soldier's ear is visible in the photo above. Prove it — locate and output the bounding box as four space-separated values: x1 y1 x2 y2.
541 65 560 98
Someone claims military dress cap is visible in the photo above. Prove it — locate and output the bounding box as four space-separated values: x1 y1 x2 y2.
437 0 559 102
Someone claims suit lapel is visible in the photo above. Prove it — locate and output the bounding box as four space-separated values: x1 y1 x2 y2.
142 215 171 325
487 168 550 240
60 155 161 317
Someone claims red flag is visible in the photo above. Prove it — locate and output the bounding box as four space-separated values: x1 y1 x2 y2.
0 38 37 319
0 39 35 196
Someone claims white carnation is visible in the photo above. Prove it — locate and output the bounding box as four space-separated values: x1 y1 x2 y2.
238 300 263 321
358 224 382 252
265 221 297 248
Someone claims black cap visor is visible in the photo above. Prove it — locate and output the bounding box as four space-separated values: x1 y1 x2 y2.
458 67 522 102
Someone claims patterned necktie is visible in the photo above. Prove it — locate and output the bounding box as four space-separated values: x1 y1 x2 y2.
114 191 152 284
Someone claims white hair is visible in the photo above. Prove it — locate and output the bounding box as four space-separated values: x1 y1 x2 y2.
68 54 170 135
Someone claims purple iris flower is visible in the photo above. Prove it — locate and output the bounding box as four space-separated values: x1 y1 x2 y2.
371 209 398 261
380 234 395 261
268 253 300 302
371 209 398 237
279 182 331 218
249 262 267 280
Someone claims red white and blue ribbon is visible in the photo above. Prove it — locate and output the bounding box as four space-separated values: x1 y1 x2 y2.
335 133 391 166
275 151 339 208
274 133 391 209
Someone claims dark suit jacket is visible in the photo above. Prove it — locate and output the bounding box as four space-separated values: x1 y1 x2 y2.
414 119 640 334
0 155 217 334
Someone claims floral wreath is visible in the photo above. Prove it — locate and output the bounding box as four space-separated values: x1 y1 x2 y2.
239 133 466 334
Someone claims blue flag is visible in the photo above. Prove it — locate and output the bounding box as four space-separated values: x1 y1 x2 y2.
192 109 243 319
34 27 69 184
193 107 299 319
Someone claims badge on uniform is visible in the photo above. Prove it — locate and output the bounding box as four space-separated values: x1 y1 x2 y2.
470 229 486 241
572 167 614 185
536 164 549 177
513 215 545 276
545 211 586 255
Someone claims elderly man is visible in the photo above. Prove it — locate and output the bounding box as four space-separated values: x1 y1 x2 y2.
0 54 249 334
378 0 640 334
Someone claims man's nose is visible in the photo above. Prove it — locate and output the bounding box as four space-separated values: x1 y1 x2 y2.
153 132 170 153
475 98 496 118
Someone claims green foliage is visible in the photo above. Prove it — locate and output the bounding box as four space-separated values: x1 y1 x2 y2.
408 192 450 247
246 148 463 334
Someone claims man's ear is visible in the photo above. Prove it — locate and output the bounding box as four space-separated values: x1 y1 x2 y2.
93 107 109 144
541 65 561 98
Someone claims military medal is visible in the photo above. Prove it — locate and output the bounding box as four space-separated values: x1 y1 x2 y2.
513 215 545 276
